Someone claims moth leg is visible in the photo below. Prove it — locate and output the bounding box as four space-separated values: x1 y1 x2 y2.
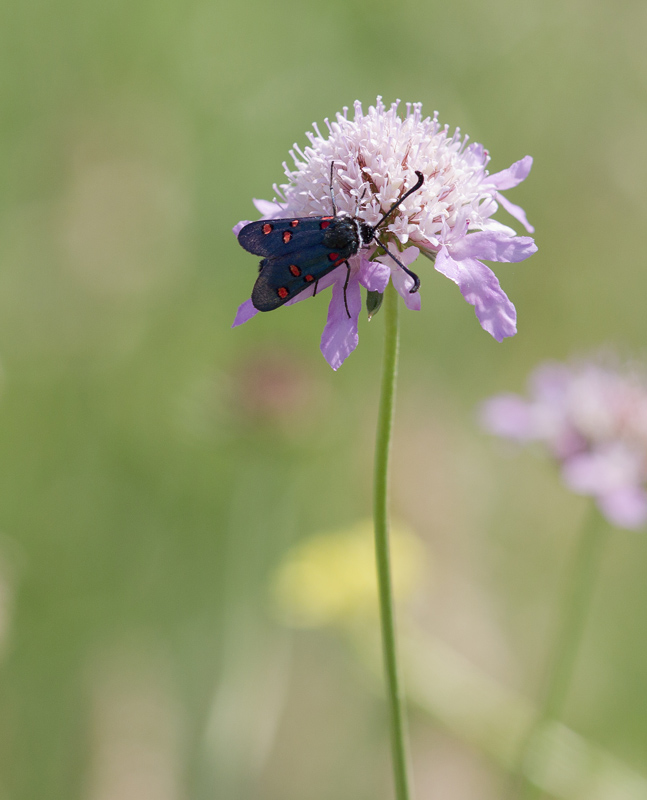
343 261 351 318
376 239 421 293
313 279 319 298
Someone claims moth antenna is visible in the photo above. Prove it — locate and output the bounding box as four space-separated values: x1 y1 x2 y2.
328 161 338 217
377 240 421 293
374 171 424 231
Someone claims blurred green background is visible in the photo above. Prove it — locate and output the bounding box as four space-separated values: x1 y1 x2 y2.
1 0 646 798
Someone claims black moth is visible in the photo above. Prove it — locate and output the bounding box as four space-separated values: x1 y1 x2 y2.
237 165 424 316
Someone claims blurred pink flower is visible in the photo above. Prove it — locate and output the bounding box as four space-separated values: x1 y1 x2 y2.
481 360 647 529
234 97 536 370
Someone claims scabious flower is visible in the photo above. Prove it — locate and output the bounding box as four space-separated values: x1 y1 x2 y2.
233 97 537 370
480 359 647 529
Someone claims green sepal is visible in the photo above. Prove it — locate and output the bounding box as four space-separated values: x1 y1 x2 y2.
367 290 384 321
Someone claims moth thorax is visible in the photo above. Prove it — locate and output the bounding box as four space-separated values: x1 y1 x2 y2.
321 216 360 250
359 222 375 245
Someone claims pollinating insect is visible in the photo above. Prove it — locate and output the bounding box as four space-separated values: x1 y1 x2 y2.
237 164 424 316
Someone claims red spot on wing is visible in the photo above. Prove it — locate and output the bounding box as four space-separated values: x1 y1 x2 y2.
277 287 289 299
328 252 340 261
304 274 314 282
320 218 333 229
289 265 301 277
282 231 292 243
290 219 299 227
262 223 273 235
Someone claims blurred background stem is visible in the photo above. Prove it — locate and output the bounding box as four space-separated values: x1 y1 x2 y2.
373 283 413 800
515 505 608 799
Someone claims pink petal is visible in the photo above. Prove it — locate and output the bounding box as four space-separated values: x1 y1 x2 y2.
435 247 517 341
359 254 391 293
598 487 647 530
530 363 571 400
563 447 647 528
480 218 518 237
379 246 422 310
562 446 644 495
479 395 535 440
232 298 258 327
391 268 421 310
252 198 286 218
320 273 362 370
439 209 470 247
380 245 420 269
450 230 537 263
497 193 535 234
463 142 490 169
487 156 533 190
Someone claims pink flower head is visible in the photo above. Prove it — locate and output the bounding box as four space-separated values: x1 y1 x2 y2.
480 359 647 529
234 97 537 370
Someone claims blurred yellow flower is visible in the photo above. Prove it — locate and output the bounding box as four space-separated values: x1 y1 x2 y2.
270 520 427 628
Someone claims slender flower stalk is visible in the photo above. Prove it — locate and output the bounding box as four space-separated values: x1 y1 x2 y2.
514 506 607 799
373 283 413 800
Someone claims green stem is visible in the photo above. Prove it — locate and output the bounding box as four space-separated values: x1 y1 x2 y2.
515 504 608 799
373 283 413 800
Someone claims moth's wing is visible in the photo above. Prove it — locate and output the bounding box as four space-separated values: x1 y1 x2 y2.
237 217 332 257
252 246 347 311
